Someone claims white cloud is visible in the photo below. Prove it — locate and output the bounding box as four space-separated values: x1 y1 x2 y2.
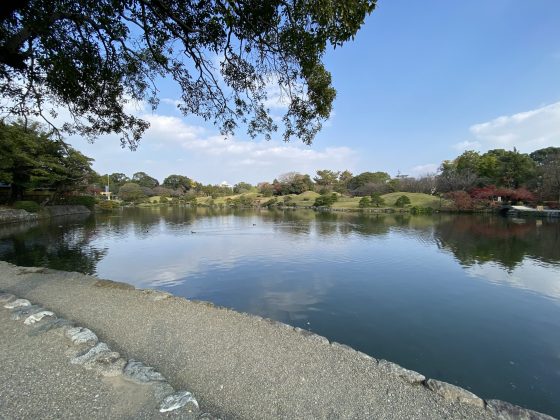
407 163 439 177
454 102 560 152
453 140 482 151
263 83 291 110
466 260 560 300
160 98 181 107
67 110 358 184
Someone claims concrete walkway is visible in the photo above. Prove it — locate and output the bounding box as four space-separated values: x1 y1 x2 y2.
0 262 553 419
0 308 178 419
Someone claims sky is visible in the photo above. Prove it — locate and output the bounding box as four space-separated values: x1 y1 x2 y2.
67 0 560 185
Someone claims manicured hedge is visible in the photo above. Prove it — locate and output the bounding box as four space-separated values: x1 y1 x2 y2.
14 200 40 213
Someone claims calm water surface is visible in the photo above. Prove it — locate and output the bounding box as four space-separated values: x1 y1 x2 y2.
1 207 559 417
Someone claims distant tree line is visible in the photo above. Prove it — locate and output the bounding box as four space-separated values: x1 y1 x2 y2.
1 121 559 209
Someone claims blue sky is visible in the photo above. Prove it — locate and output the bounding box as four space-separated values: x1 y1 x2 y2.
69 0 560 185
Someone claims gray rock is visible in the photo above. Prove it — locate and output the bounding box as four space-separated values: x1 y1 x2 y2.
159 390 199 413
24 310 56 325
64 326 98 345
153 381 175 401
17 267 47 274
4 298 31 309
378 360 425 384
356 351 378 364
425 379 485 408
10 305 44 320
0 292 15 303
123 360 166 384
70 342 126 376
331 341 357 353
141 289 173 301
262 318 293 331
294 327 330 345
306 333 330 345
28 318 74 336
197 414 219 420
0 208 39 224
94 279 134 290
486 399 556 420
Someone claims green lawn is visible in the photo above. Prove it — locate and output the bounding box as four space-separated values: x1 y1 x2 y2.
380 192 442 208
186 191 444 210
330 192 442 209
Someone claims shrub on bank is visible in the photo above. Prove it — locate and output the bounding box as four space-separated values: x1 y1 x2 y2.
97 200 120 211
395 195 411 208
410 206 434 215
60 195 96 209
14 200 40 213
314 193 338 207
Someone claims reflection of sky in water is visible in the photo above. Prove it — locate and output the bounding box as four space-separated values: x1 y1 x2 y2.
465 260 560 300
91 215 560 306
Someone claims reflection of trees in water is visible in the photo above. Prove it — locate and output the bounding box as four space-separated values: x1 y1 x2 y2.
96 207 198 237
0 214 106 274
2 207 557 276
433 215 560 269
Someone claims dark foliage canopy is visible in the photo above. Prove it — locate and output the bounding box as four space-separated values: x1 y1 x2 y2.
0 0 375 149
0 121 94 200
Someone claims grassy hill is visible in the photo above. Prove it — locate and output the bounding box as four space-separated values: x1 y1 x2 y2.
191 191 443 210
380 192 442 208
331 192 442 210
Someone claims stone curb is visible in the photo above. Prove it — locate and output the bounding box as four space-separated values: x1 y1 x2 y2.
185 295 556 420
1 291 217 419
2 285 556 420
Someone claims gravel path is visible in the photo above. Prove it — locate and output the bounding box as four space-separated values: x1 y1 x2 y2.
0 305 195 419
0 262 553 419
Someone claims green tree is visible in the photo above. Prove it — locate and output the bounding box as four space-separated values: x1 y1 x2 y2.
477 153 500 181
530 147 560 165
358 196 371 208
370 192 385 207
277 172 314 195
118 182 145 202
455 150 481 175
257 182 274 197
335 170 354 194
347 171 390 192
99 173 130 193
314 193 338 207
1 1 376 148
162 175 192 193
51 148 96 195
132 172 159 189
486 149 535 188
436 160 478 192
233 182 253 194
531 147 560 203
395 195 411 208
314 170 340 192
0 121 93 200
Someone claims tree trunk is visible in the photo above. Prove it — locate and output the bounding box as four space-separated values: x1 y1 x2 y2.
10 184 24 202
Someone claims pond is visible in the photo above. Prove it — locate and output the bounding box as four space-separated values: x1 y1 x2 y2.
1 207 559 417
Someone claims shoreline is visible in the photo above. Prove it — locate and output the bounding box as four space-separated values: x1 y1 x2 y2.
0 205 91 225
0 261 554 419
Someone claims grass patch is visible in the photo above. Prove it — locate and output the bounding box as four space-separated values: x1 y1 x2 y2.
173 191 446 211
381 192 442 208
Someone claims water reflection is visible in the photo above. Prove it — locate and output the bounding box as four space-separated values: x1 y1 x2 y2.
433 215 560 269
466 261 560 300
0 208 559 416
0 214 106 274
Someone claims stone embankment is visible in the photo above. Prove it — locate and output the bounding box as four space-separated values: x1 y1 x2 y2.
0 291 212 419
0 205 91 224
0 262 555 419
